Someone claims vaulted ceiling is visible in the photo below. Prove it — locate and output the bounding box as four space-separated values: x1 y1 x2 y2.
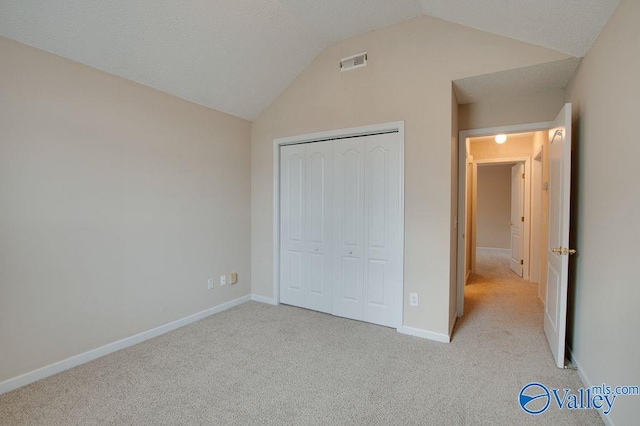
0 0 621 120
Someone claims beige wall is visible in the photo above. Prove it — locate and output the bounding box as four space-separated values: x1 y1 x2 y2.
469 133 534 160
476 165 512 249
0 37 252 383
459 89 565 130
564 1 639 424
251 15 570 336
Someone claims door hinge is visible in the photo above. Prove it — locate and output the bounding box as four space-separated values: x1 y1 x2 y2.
520 259 524 265
522 173 525 179
521 216 525 222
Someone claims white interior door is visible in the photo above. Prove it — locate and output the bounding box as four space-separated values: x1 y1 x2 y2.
280 142 333 313
510 163 525 276
544 103 573 369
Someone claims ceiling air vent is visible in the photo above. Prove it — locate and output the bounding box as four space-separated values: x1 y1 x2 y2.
340 52 367 72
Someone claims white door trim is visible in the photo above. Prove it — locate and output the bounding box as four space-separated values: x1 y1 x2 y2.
531 145 544 298
273 122 405 329
457 121 552 317
533 145 543 161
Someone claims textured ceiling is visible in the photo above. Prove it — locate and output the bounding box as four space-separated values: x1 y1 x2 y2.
0 1 621 119
454 58 581 104
420 0 621 57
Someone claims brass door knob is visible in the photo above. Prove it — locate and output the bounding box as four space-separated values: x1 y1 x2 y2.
552 247 577 255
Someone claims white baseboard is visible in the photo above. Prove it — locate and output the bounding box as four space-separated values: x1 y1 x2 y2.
250 294 277 305
0 294 252 396
397 325 450 343
1 295 454 397
568 347 616 426
476 246 510 252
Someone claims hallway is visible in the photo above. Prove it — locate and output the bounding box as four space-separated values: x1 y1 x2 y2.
464 247 542 330
453 247 603 424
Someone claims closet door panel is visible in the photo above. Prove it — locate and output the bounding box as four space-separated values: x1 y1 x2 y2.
363 134 401 328
280 144 306 308
332 138 365 321
305 141 333 313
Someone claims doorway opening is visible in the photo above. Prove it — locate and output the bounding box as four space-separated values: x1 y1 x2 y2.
465 131 546 284
456 104 573 368
474 160 527 277
458 129 549 345
458 128 549 317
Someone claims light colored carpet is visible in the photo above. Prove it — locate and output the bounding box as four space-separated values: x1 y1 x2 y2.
0 249 602 425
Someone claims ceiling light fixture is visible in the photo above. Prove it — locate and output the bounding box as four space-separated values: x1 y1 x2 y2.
495 134 507 144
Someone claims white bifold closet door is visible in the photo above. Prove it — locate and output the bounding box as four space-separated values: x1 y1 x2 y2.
332 133 400 327
280 141 333 314
280 133 401 328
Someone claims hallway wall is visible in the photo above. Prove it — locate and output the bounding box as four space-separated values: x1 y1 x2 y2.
531 131 549 301
469 133 534 160
476 165 511 249
459 90 564 131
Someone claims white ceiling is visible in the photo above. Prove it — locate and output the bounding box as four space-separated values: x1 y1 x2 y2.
0 0 621 120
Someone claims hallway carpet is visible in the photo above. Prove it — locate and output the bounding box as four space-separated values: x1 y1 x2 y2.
0 249 602 425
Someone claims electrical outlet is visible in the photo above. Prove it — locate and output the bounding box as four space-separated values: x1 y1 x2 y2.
409 293 419 306
207 278 214 290
220 275 226 286
230 272 237 285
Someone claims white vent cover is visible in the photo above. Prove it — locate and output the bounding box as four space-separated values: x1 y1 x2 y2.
340 52 367 72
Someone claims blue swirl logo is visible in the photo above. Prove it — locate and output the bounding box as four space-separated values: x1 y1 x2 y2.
519 383 551 415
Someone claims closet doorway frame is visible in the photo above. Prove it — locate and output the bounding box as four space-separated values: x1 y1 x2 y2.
272 121 405 329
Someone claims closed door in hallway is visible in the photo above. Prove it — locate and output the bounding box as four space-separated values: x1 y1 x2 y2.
510 163 525 276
